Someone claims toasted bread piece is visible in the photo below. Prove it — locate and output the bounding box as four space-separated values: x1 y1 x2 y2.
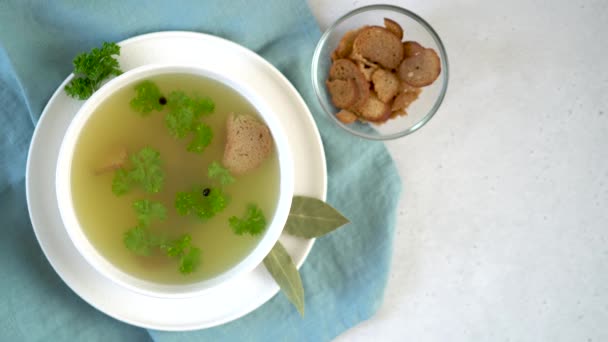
329 59 370 108
403 41 424 58
350 52 379 68
331 50 339 61
329 58 358 80
352 77 371 108
398 109 408 116
336 109 358 124
95 147 127 175
331 28 365 61
392 91 419 111
399 80 422 94
357 61 377 81
398 48 441 87
390 109 407 119
223 113 273 175
384 18 403 40
352 26 404 69
326 78 359 109
356 92 391 122
371 69 400 103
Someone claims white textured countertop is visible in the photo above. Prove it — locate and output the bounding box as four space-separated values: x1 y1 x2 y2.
308 0 608 341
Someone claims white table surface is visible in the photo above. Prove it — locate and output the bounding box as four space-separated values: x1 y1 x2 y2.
308 0 608 341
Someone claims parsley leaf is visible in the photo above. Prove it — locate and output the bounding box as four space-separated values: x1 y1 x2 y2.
179 247 201 274
112 147 165 196
175 187 229 220
160 234 192 257
130 81 163 114
123 225 154 256
65 42 122 100
187 123 213 153
112 168 131 195
64 78 97 100
208 161 235 186
159 234 202 274
203 188 230 218
175 191 196 216
165 91 214 138
229 204 267 236
129 147 164 193
133 199 167 227
123 205 201 275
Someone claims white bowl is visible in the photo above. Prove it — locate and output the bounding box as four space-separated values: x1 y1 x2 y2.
55 64 294 299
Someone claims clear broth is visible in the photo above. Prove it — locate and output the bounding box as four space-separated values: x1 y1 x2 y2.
70 73 279 284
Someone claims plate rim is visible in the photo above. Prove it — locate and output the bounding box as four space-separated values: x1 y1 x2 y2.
25 30 327 331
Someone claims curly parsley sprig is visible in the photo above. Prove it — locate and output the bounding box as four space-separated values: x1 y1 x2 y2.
112 147 164 196
65 42 122 100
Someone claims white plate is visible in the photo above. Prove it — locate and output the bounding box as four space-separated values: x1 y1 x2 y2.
25 31 327 331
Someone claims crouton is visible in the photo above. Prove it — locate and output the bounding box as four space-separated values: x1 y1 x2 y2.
326 78 359 109
352 26 404 69
331 28 365 61
329 58 359 80
357 61 377 81
371 69 400 103
398 80 422 95
329 59 370 108
392 91 419 111
223 113 273 175
403 41 424 58
335 109 359 124
390 109 407 119
398 48 441 87
384 18 403 40
355 92 391 122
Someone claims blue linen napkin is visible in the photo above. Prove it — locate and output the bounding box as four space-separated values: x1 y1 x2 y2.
0 1 402 341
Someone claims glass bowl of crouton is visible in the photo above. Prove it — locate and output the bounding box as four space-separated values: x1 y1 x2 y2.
311 4 449 140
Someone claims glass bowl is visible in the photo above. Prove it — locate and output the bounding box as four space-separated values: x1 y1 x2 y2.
311 4 449 140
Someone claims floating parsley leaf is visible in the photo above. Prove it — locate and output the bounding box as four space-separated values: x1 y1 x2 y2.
160 234 192 257
130 81 164 114
112 168 131 195
179 247 201 274
199 188 229 219
175 191 196 216
229 204 266 236
187 123 213 153
208 161 235 186
158 234 201 274
123 201 201 275
165 91 214 138
129 147 163 193
123 225 154 256
175 187 229 220
133 199 167 227
65 42 122 100
165 92 192 137
111 147 165 196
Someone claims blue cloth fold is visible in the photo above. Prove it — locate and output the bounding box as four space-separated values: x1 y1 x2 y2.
0 1 402 341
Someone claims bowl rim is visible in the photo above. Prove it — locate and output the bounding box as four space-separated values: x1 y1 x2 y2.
55 63 294 299
311 4 449 140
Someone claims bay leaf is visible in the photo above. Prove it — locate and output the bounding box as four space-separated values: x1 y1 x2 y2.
263 241 305 316
284 196 349 238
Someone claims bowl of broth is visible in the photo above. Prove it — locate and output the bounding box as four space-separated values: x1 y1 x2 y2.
56 64 294 298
